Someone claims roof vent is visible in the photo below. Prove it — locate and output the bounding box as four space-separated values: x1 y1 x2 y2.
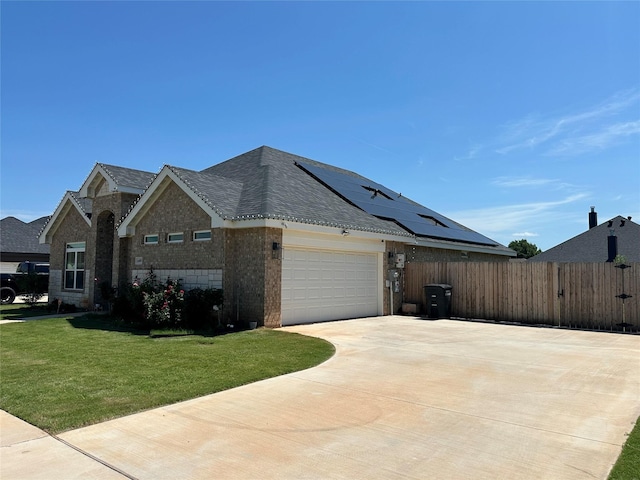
589 206 597 229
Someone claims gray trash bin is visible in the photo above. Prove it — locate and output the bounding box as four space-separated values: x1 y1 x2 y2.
424 284 452 318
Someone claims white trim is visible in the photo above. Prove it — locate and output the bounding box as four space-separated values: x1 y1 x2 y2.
240 218 408 243
79 164 146 198
282 229 386 253
39 192 91 244
144 234 159 245
167 232 184 243
193 230 212 241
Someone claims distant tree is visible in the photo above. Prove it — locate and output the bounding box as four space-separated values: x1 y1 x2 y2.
508 239 542 259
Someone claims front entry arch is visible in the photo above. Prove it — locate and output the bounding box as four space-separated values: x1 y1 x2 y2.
95 210 115 306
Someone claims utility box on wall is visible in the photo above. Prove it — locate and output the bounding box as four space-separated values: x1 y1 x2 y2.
395 253 405 268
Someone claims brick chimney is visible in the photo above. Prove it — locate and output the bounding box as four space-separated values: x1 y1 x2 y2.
589 206 598 229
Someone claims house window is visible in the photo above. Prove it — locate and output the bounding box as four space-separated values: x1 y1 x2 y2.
167 232 184 243
193 230 211 241
65 242 85 290
144 234 159 245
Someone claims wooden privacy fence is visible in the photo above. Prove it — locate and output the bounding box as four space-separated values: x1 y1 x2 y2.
404 262 639 331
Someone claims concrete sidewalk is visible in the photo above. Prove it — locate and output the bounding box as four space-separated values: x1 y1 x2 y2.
2 317 639 479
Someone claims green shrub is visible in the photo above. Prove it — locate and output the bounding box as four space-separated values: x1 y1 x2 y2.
183 287 223 330
142 279 184 328
111 268 222 331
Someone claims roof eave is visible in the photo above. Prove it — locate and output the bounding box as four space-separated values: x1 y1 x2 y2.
414 236 516 256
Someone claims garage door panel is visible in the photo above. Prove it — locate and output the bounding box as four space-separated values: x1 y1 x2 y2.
282 247 379 325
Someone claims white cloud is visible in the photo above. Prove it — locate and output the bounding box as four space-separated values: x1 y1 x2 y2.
512 232 539 237
493 89 640 157
454 143 481 162
491 176 581 192
546 120 640 156
492 176 557 188
445 193 590 235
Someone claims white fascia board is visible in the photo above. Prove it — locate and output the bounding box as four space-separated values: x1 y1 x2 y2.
414 237 516 257
231 217 410 242
79 164 116 198
79 164 146 198
283 228 386 253
40 192 91 244
117 167 224 237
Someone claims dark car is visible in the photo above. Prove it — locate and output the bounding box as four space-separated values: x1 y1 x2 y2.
1 262 49 304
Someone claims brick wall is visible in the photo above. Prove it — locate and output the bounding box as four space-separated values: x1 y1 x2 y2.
223 227 282 328
128 182 224 272
88 191 139 305
406 245 510 263
48 205 91 306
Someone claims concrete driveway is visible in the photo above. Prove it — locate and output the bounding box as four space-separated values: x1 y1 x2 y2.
2 317 639 479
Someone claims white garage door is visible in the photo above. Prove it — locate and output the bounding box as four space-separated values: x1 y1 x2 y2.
281 247 379 326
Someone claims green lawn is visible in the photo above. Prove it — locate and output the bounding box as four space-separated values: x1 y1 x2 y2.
0 302 53 320
0 314 334 434
608 416 640 480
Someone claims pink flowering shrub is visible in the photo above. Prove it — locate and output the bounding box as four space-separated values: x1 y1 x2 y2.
142 280 185 327
112 267 222 330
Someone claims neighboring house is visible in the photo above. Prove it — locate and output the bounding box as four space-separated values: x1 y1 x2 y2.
529 207 640 263
40 146 514 326
0 216 50 273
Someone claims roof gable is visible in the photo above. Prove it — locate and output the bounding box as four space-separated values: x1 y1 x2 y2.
79 163 155 198
39 191 92 244
117 166 227 236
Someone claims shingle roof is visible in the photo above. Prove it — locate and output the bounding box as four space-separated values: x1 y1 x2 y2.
69 191 93 217
196 146 411 236
98 164 156 192
0 216 50 255
172 146 507 248
60 145 511 253
529 216 640 262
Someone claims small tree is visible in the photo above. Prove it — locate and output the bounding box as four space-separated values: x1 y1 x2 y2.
508 239 542 259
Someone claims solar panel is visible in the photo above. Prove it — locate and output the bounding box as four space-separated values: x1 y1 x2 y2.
298 162 498 246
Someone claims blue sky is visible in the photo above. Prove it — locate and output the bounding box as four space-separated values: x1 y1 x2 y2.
1 1 638 251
